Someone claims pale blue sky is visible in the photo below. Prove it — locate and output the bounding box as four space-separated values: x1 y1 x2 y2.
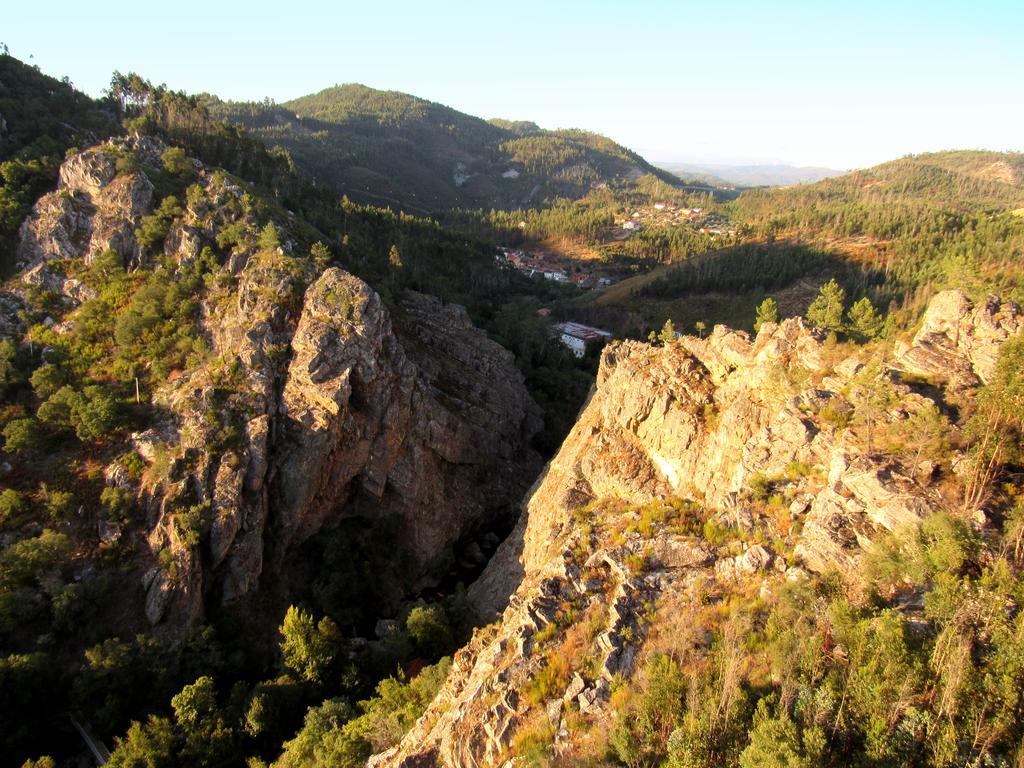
5 0 1022 168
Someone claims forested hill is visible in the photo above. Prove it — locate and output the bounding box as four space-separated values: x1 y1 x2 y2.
735 150 1024 223
205 84 678 212
590 149 1024 336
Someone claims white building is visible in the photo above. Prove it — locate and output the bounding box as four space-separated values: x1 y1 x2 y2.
552 321 613 358
532 268 568 282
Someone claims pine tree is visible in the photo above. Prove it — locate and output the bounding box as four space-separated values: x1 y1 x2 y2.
754 297 779 333
806 279 846 333
658 318 676 345
388 244 403 270
847 297 884 342
258 222 281 250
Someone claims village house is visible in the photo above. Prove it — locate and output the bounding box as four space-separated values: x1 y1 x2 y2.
552 321 613 357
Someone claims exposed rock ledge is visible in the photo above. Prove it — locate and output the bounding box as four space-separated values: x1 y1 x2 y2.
376 290 1020 768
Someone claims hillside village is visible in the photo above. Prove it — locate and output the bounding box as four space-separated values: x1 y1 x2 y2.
496 246 618 288
619 203 738 237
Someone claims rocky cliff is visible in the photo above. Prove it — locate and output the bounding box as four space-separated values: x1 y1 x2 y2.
374 290 1021 768
12 137 543 631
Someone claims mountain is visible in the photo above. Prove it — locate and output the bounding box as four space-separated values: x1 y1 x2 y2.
0 63 599 764
658 161 845 188
4 53 1024 768
586 150 1024 338
371 290 1024 767
206 84 680 213
0 54 118 270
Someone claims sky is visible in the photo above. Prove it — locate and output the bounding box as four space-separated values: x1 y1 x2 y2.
5 0 1023 169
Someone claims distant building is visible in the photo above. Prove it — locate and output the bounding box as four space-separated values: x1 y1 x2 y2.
622 220 639 231
553 321 613 358
532 268 568 282
654 202 667 210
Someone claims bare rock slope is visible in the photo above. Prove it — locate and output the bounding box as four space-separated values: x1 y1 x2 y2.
376 290 1020 768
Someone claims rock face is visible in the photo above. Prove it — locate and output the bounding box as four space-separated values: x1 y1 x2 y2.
17 138 157 271
893 290 1023 387
471 318 834 618
376 291 1020 768
14 139 542 629
145 267 542 625
271 270 541 580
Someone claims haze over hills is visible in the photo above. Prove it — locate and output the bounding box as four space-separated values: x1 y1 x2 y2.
658 161 846 188
206 84 682 213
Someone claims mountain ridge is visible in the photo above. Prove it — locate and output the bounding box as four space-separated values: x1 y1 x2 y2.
206 83 681 213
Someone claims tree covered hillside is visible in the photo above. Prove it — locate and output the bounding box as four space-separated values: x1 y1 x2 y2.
0 54 118 273
206 84 678 213
588 151 1024 337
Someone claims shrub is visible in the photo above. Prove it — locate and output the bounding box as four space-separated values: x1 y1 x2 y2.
100 486 135 525
3 418 42 453
405 604 453 658
161 146 191 176
0 489 26 524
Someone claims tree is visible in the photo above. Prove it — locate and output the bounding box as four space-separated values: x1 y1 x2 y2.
160 146 191 176
405 605 452 658
0 489 26 524
310 241 331 272
848 359 896 454
754 297 778 333
0 338 19 393
695 321 707 338
29 363 67 400
847 297 884 342
279 606 341 684
170 676 236 767
738 701 819 768
3 418 42 454
171 676 217 729
106 716 175 768
806 279 846 334
70 386 120 442
387 245 405 293
658 318 676 345
259 222 281 250
963 336 1024 509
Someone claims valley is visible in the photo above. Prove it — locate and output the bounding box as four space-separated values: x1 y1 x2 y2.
0 42 1023 768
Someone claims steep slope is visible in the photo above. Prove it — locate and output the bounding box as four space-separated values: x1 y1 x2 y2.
374 290 1022 767
0 53 117 271
9 135 542 634
206 84 678 212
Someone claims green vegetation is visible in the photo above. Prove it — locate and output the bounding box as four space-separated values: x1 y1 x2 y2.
3 49 1024 768
0 55 117 273
207 84 679 213
599 502 1024 768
